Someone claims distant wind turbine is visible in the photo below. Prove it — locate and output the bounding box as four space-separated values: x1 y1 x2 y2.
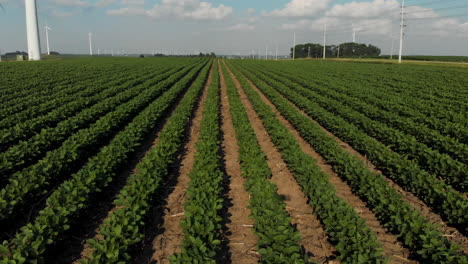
88 32 93 55
352 23 361 43
45 24 51 55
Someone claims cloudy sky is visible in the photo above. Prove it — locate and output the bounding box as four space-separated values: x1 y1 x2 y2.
1 0 467 56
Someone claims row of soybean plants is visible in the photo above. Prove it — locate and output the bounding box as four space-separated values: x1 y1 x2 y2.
0 60 204 224
0 58 191 131
0 59 180 131
236 61 468 229
0 58 162 104
0 59 210 264
313 61 466 117
0 62 119 118
226 63 386 263
80 60 212 264
248 63 467 192
221 62 319 264
0 64 166 151
0 60 99 104
0 62 197 177
281 61 468 142
228 61 466 263
253 63 467 165
169 62 224 263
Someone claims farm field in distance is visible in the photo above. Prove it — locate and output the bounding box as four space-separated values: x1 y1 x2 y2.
0 57 467 264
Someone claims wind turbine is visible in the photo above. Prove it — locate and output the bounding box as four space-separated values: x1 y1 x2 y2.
44 24 51 55
351 23 362 43
25 0 41 60
88 32 93 55
352 23 357 43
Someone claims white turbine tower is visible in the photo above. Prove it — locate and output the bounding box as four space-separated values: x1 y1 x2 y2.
44 24 51 55
88 32 93 55
293 33 296 60
25 0 41 61
352 23 356 43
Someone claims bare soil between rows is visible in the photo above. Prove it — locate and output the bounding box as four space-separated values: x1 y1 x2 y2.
224 62 339 264
219 62 260 264
258 72 468 254
233 62 468 257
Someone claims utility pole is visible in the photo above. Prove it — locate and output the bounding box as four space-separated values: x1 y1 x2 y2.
266 45 268 60
308 46 311 58
398 0 405 63
337 45 340 58
293 33 296 60
88 32 93 56
323 23 327 59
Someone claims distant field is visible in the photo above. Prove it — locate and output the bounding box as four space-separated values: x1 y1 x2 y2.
372 55 468 63
0 58 467 263
402 55 468 62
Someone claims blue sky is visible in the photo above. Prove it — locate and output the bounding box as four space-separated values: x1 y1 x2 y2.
1 0 467 56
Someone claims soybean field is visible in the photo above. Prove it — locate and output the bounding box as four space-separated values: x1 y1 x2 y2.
0 57 467 264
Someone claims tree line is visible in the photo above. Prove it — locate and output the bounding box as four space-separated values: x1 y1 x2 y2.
291 42 381 58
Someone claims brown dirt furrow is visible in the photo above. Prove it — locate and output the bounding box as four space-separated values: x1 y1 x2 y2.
247 69 468 254
224 62 338 264
148 67 213 264
238 64 468 256
227 63 421 263
66 79 197 264
73 67 214 264
218 63 260 264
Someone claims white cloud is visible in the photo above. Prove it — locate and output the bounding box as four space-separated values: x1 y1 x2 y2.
107 6 146 16
53 0 89 7
227 23 255 31
279 0 468 41
50 9 82 17
108 0 233 20
264 0 331 17
96 0 116 7
246 8 255 15
326 0 399 18
120 0 145 5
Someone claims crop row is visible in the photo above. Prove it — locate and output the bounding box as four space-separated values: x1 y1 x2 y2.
0 60 208 264
227 63 387 263
229 61 466 262
249 64 467 192
0 66 175 152
0 65 121 120
170 62 224 263
0 64 160 131
0 62 201 222
0 65 110 112
263 61 468 143
0 64 192 178
237 62 468 228
256 65 467 164
220 63 306 263
81 60 212 264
